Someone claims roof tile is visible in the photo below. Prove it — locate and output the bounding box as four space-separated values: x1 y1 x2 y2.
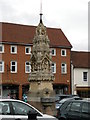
71 51 90 68
1 22 72 48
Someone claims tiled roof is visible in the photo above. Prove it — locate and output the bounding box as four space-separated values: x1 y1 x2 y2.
71 51 90 68
0 22 72 48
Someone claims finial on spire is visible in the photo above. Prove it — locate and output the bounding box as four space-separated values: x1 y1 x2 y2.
40 0 43 23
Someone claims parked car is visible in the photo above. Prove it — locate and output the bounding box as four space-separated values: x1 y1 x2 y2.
0 99 57 120
56 100 90 120
55 94 79 102
55 96 82 109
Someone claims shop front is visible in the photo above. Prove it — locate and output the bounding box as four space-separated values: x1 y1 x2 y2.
2 84 19 99
53 83 69 95
2 84 29 99
76 87 90 98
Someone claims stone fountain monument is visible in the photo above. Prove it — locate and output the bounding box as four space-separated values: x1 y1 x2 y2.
28 13 55 115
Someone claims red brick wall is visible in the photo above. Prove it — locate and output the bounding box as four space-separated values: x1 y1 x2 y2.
2 44 30 85
52 48 71 93
1 44 71 98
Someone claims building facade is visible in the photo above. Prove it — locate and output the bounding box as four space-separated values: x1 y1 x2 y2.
71 51 90 98
0 22 72 99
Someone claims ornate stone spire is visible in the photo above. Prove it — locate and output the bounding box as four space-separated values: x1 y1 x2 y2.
29 15 54 82
28 2 55 114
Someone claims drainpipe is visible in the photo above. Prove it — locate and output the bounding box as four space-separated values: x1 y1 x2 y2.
70 61 74 94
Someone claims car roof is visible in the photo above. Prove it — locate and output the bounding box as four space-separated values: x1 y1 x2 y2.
56 94 71 97
56 94 78 96
66 99 90 103
0 99 23 102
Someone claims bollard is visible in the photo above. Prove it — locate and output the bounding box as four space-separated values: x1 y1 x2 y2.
27 111 37 120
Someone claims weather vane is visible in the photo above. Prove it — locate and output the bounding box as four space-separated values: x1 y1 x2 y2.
40 0 43 23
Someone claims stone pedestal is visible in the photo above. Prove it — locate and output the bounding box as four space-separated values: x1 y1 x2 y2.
41 97 55 115
27 88 56 116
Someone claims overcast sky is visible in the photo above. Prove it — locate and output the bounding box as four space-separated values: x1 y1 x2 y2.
0 0 89 51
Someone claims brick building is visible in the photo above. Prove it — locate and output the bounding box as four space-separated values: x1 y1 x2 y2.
0 22 72 99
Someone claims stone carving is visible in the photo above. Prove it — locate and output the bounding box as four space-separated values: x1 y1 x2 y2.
28 15 55 116
29 21 54 82
36 23 46 36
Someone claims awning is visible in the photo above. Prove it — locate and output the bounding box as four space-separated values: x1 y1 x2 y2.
76 87 90 91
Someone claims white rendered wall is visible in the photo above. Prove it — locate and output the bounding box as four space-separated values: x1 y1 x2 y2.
71 67 90 94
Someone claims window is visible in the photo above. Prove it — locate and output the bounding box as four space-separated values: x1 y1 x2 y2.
70 102 81 112
12 101 33 115
51 48 56 56
66 102 72 111
51 63 56 73
0 102 10 115
0 44 4 53
25 47 31 54
61 49 66 56
82 102 90 113
61 63 67 74
11 61 17 73
83 72 88 81
25 61 31 73
12 101 38 115
11 46 17 54
0 61 4 73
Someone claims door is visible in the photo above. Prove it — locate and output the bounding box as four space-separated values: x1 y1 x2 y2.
67 102 81 120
